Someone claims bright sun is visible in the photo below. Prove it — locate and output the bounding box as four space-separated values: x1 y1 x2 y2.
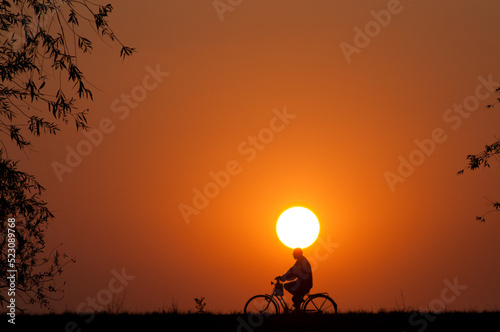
276 207 320 249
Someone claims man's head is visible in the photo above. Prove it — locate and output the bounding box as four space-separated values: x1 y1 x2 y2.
293 247 303 259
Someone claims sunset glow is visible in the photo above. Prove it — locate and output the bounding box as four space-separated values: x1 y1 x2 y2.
3 0 500 320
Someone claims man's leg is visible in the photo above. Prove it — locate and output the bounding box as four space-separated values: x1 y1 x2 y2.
291 294 304 311
292 283 312 312
284 281 302 311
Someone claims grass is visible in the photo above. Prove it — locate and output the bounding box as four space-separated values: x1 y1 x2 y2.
11 310 500 332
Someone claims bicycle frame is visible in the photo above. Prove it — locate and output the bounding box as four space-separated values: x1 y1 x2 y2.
268 280 290 313
269 280 332 313
244 278 337 315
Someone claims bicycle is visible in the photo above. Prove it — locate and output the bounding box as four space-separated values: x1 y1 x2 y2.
244 278 337 315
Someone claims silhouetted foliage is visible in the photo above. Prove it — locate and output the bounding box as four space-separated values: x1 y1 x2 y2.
0 150 76 308
0 0 134 150
8 311 500 332
194 297 206 313
106 291 127 314
458 86 500 222
0 0 133 308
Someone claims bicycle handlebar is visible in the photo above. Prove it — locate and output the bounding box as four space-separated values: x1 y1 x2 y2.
272 276 282 285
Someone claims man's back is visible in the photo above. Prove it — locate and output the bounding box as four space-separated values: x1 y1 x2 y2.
295 256 313 289
282 254 313 290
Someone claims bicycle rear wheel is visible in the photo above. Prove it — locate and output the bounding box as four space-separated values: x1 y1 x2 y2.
244 295 279 315
303 294 337 314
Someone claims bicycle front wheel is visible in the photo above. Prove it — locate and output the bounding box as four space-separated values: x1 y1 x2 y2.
303 294 337 314
244 295 279 315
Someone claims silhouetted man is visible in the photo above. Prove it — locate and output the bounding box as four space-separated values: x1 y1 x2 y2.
278 248 312 311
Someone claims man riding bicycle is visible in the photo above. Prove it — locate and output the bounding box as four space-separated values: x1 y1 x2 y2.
277 248 312 311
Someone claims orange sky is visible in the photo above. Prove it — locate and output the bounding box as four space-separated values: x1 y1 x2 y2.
11 0 500 314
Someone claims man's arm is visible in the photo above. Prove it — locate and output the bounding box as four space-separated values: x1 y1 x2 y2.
280 265 297 281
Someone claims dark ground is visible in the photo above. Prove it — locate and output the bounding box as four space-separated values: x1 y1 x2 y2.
4 311 500 331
